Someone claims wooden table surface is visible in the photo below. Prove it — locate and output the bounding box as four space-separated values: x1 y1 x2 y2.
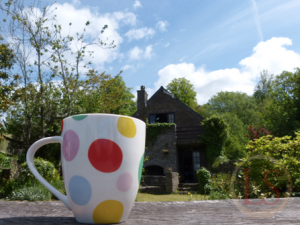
0 198 300 224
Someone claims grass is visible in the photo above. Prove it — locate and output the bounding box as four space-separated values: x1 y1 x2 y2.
2 179 66 201
135 193 207 202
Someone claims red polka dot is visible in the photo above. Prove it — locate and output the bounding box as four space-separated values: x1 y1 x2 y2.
61 120 64 135
88 139 123 173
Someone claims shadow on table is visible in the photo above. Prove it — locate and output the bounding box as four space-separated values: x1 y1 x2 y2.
0 216 82 225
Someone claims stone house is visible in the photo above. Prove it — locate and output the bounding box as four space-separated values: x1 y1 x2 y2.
132 86 207 183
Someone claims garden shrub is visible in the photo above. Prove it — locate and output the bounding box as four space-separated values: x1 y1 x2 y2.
0 153 13 169
0 158 63 200
19 157 60 184
209 190 231 200
208 173 232 200
236 132 300 198
228 132 300 199
197 167 211 194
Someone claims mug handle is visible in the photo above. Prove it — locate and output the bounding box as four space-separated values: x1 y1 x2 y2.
26 136 71 210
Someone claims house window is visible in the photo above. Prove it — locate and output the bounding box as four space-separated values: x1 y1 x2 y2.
193 151 200 172
149 113 175 124
149 115 156 124
168 113 174 123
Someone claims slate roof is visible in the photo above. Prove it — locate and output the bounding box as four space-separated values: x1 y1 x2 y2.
132 86 204 120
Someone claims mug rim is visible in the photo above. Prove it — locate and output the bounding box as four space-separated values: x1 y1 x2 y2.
63 113 145 123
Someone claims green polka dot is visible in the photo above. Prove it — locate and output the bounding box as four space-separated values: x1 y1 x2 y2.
72 115 88 121
138 153 144 184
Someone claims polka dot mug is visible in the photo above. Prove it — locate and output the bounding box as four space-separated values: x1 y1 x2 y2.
26 114 146 224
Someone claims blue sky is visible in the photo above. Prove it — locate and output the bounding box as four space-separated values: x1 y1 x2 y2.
6 0 300 104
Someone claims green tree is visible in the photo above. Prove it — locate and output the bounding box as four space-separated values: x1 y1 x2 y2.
72 70 136 116
221 112 248 160
0 43 20 141
200 91 261 128
261 69 300 137
253 70 274 104
0 0 115 149
166 77 198 109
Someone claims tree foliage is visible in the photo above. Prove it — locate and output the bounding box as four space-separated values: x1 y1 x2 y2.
166 77 198 109
259 69 300 137
0 43 20 141
73 71 136 116
0 0 136 170
0 0 121 149
245 125 272 145
240 132 300 198
200 92 262 160
253 70 274 104
201 91 261 128
200 115 229 166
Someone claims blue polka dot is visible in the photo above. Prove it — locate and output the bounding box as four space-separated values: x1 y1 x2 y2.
69 176 92 206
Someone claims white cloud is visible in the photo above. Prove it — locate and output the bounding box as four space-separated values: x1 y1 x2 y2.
129 46 144 60
165 43 170 47
144 45 154 58
121 64 133 70
46 3 137 69
153 37 300 105
239 37 299 76
133 0 142 9
156 21 169 32
125 27 155 41
129 45 154 60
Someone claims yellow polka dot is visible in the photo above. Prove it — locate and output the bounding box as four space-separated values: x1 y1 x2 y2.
93 200 124 224
117 116 137 138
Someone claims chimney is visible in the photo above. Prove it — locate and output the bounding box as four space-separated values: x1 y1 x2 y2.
137 85 148 110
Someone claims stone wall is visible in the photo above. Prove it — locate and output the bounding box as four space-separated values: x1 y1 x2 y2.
166 171 179 193
140 175 166 186
144 126 178 173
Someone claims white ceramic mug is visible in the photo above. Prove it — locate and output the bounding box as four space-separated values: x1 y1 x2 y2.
26 114 146 224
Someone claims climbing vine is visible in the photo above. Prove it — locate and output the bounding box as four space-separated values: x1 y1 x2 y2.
146 122 175 147
199 115 229 166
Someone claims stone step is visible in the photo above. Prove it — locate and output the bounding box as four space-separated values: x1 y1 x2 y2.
139 186 165 194
178 183 198 186
177 186 198 190
178 183 199 189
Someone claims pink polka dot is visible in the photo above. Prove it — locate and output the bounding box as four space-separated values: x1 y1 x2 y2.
62 130 79 161
117 173 133 192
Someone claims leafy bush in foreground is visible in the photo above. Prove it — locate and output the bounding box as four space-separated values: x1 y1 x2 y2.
197 167 211 194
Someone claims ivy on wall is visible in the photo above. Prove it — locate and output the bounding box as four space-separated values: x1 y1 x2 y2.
146 122 175 147
199 115 229 166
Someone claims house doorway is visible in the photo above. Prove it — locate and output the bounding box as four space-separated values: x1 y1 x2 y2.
178 149 201 183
